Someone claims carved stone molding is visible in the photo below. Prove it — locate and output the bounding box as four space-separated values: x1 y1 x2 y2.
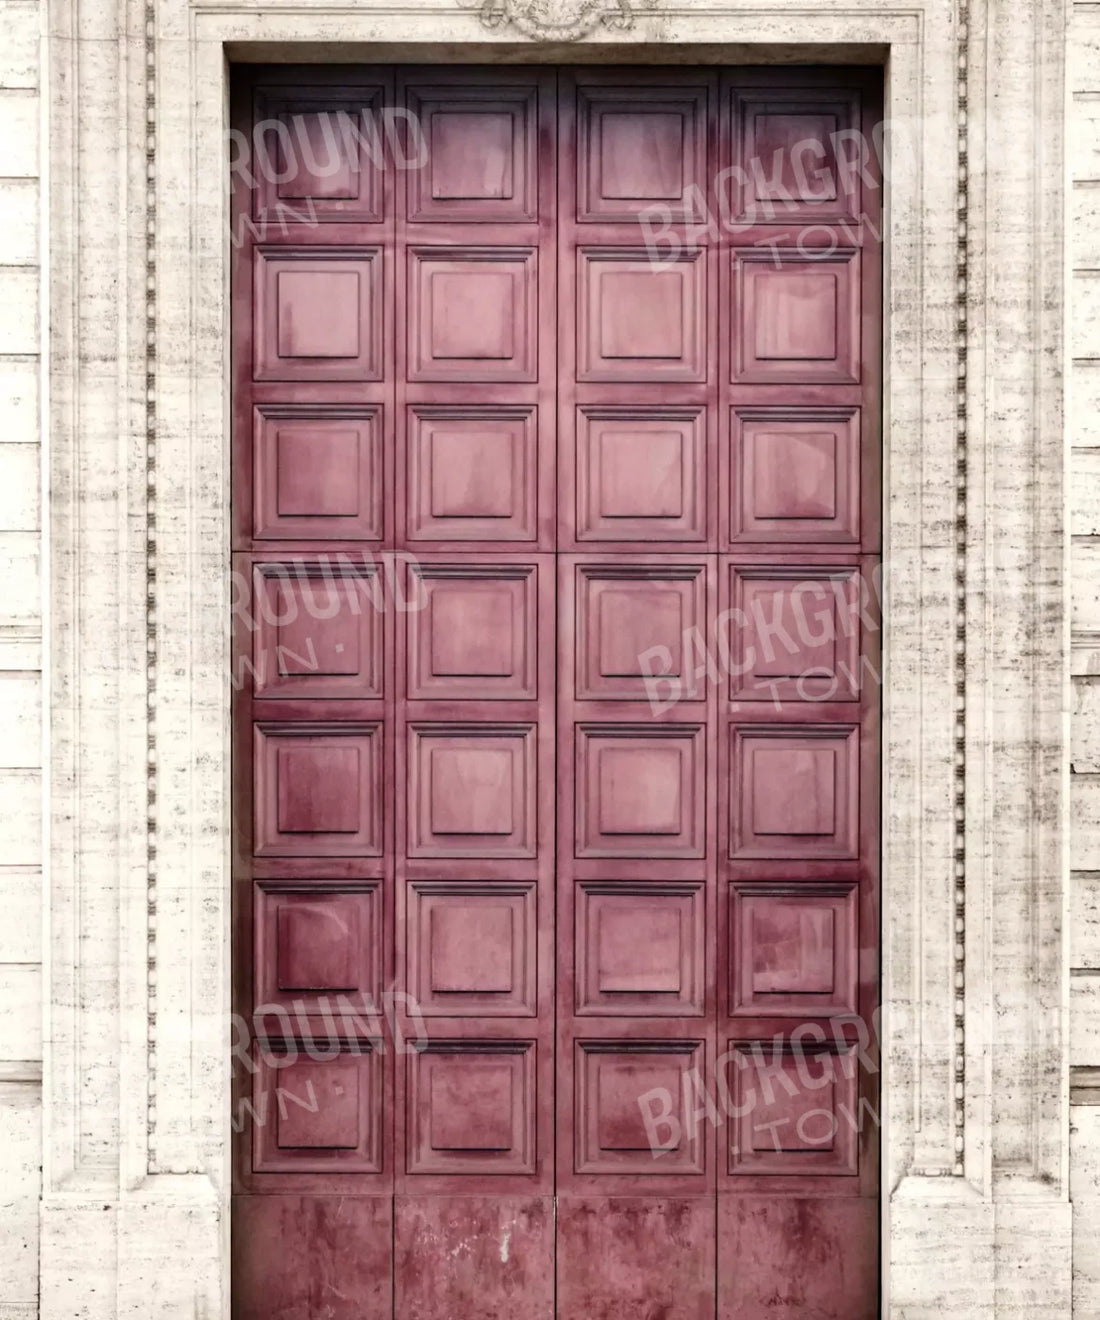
144 0 161 1176
954 0 970 1183
476 0 636 40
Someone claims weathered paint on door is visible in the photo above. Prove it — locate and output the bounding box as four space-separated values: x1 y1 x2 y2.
231 64 882 1319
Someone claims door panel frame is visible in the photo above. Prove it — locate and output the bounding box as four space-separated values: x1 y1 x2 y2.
42 4 1071 1316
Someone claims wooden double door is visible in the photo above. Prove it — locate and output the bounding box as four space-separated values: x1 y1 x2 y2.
231 63 882 1319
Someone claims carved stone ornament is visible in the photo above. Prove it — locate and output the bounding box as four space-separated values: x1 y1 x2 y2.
477 0 635 39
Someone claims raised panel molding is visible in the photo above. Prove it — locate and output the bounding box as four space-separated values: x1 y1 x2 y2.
407 881 538 1016
577 247 706 382
406 1040 536 1175
252 562 385 699
726 563 863 702
574 562 708 702
254 881 383 1013
730 407 860 545
575 880 705 1016
406 405 539 543
574 1039 706 1175
407 722 538 858
405 83 539 222
253 246 384 381
253 722 384 857
571 405 707 544
728 882 858 1017
575 722 706 858
731 247 860 384
731 87 862 223
252 1044 383 1174
408 246 538 382
576 82 709 222
407 563 538 700
252 405 384 542
251 84 387 224
729 722 859 860
725 1040 858 1177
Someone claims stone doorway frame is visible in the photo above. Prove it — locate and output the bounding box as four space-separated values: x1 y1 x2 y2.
41 1 1070 1315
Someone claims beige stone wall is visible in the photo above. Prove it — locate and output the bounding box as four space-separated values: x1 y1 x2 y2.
0 1 42 1317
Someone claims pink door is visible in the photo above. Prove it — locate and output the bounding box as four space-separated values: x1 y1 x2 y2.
232 64 882 1319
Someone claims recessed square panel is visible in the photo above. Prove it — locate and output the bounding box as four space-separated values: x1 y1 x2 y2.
729 884 858 1016
407 1041 535 1175
253 406 383 542
730 724 858 860
407 564 537 700
577 85 708 222
253 86 386 223
407 406 538 543
254 247 382 381
574 564 707 702
575 1040 705 1174
576 882 704 1016
280 1061 360 1149
407 882 536 1016
578 249 705 383
731 407 860 544
408 247 537 382
255 883 381 1012
576 724 704 858
252 1046 382 1174
254 722 383 857
252 563 384 699
406 85 538 222
726 1042 858 1176
732 90 861 222
408 724 537 858
573 407 706 543
727 565 863 702
732 248 859 384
